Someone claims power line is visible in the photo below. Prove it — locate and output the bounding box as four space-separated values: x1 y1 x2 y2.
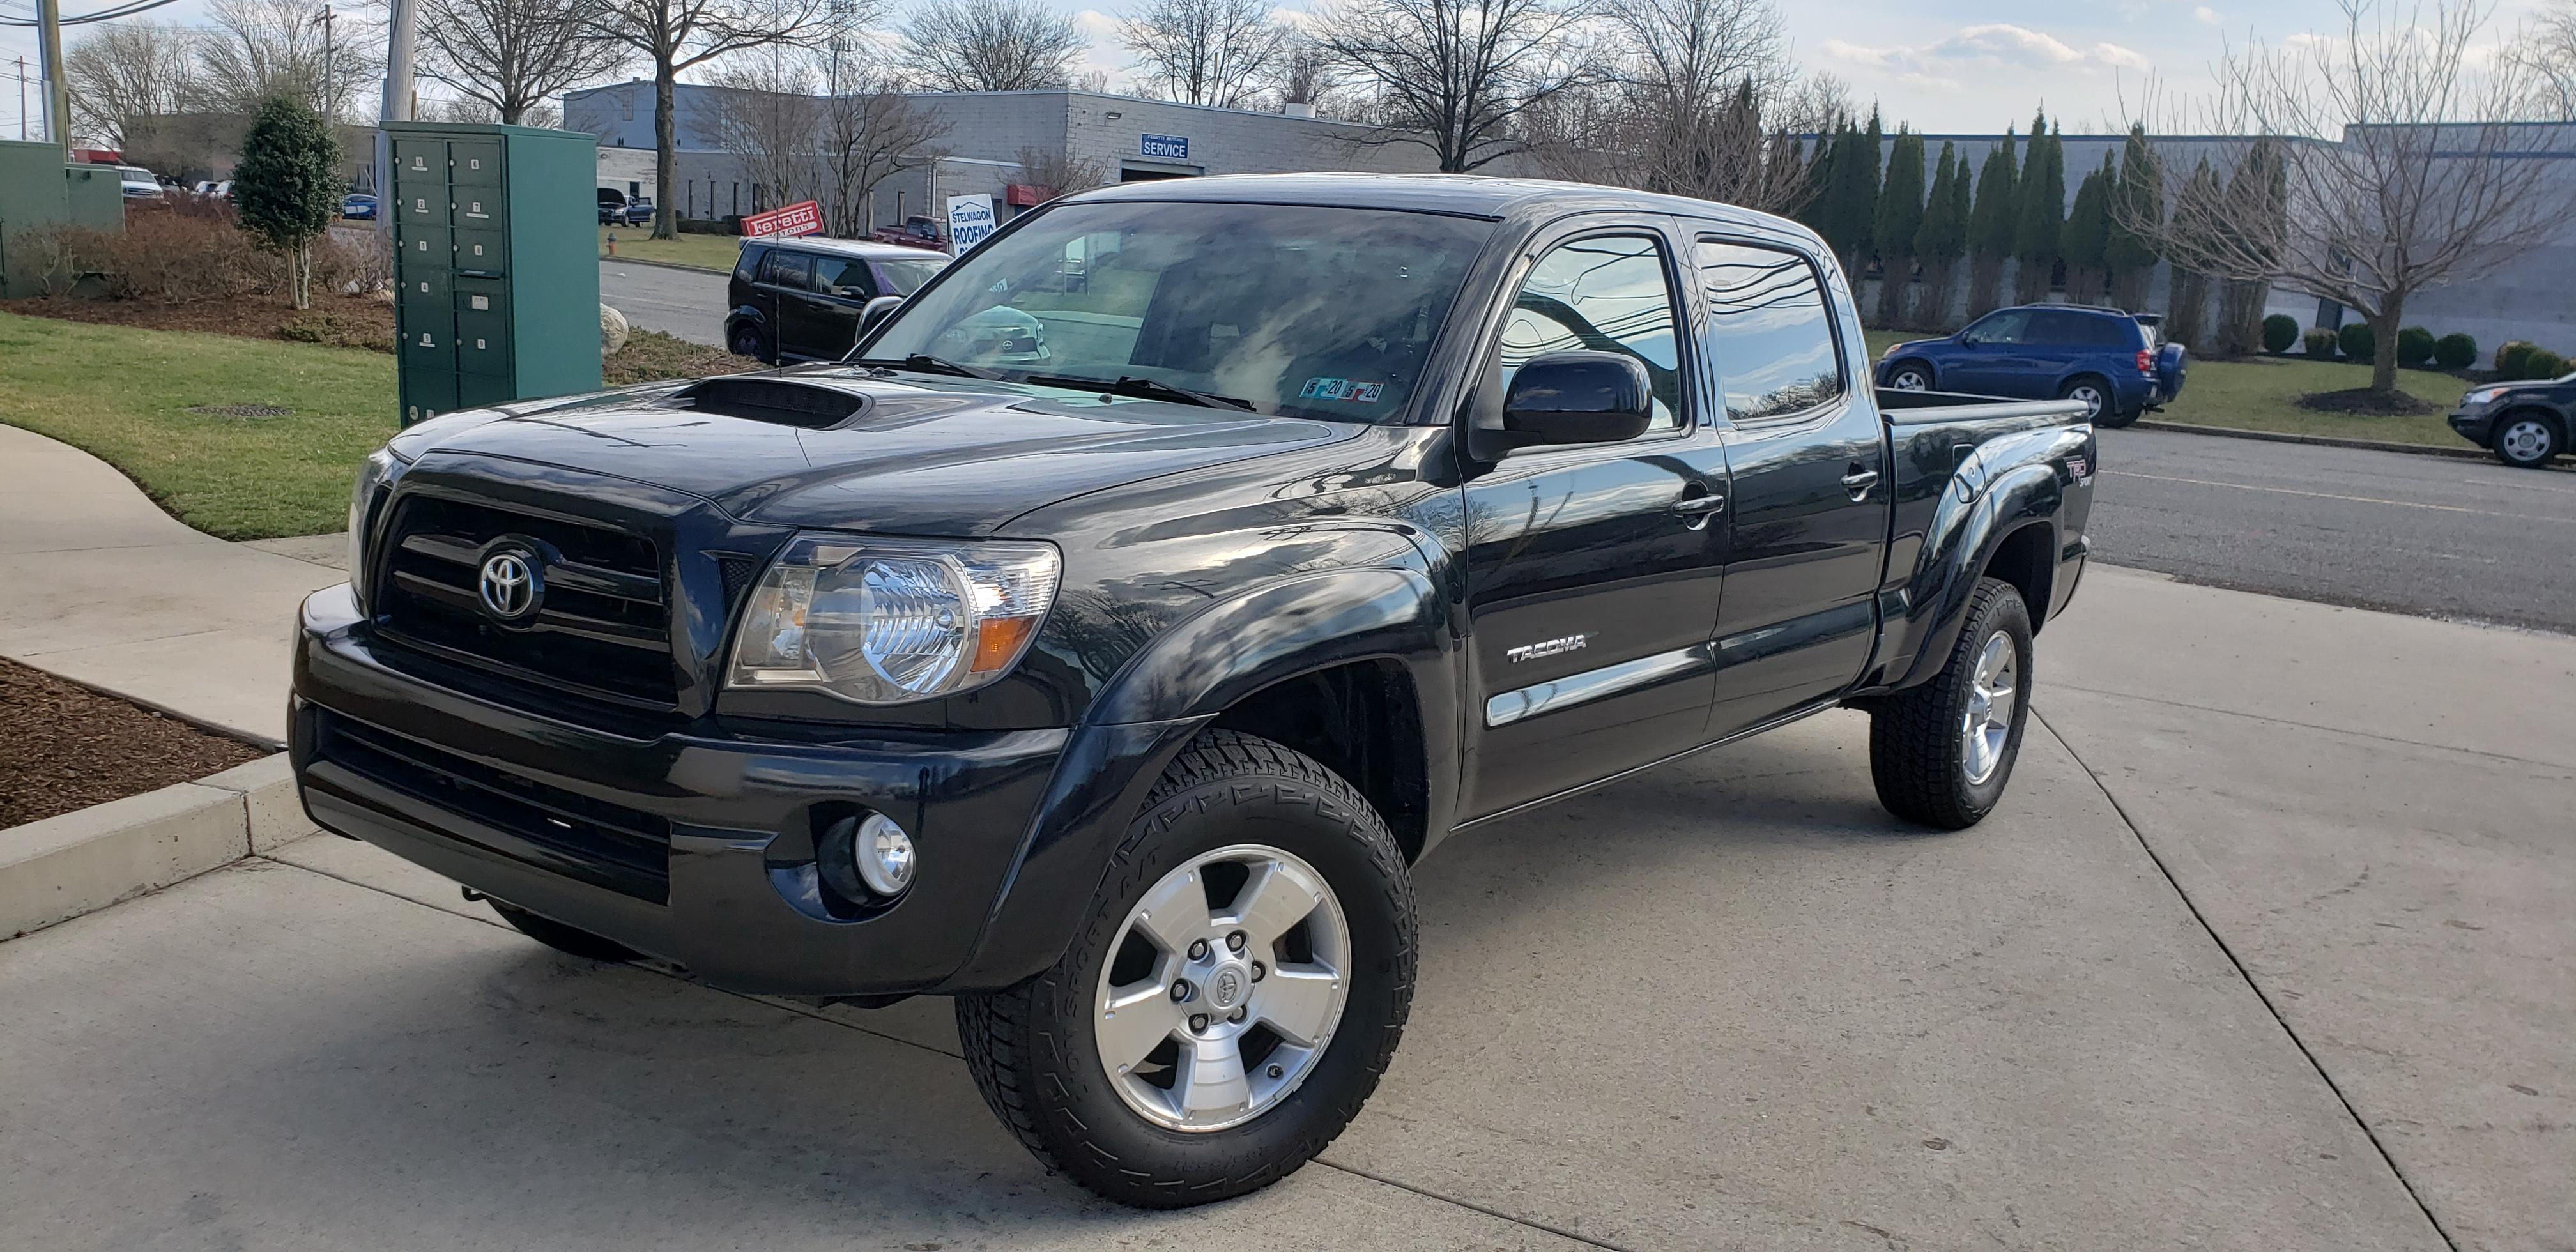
0 0 190 27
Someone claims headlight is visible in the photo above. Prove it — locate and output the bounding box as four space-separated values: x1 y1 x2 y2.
727 533 1061 705
2464 388 2506 406
346 447 399 605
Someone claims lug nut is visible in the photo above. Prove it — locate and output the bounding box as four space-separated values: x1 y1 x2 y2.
1228 1007 1246 1023
1188 939 1209 961
1188 1014 1209 1032
1250 961 1266 982
1170 979 1192 1002
1267 1064 1285 1078
1226 931 1247 952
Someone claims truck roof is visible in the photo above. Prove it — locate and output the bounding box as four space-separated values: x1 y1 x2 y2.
1073 172 1809 238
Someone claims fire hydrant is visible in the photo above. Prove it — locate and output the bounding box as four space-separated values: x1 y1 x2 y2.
605 232 617 257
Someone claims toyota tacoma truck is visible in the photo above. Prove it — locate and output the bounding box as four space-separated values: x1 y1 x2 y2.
294 174 2095 1208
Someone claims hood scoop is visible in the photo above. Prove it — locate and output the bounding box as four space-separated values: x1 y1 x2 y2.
671 377 870 428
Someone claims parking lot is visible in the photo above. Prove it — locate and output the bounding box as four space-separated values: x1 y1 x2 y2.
6 560 2566 1249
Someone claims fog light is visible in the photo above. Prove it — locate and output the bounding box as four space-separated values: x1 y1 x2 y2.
854 813 914 896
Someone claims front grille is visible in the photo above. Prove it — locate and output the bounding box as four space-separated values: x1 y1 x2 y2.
316 711 671 903
376 496 678 709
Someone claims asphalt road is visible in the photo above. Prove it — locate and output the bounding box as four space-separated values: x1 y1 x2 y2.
599 259 728 347
2089 428 2576 634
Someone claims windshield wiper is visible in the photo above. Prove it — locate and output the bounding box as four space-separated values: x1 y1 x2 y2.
1024 373 1257 413
848 354 1002 381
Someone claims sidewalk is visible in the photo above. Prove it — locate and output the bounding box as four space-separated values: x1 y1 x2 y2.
0 424 344 745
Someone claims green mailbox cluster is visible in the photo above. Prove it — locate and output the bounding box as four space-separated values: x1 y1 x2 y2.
387 121 601 424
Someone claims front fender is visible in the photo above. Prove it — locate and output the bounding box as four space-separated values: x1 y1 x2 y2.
1882 460 2062 693
935 567 1459 992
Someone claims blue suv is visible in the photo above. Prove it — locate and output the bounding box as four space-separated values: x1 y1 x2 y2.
1876 305 2186 427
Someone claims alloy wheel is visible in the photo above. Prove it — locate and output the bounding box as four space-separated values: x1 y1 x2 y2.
2069 385 2104 419
1093 844 1352 1133
2499 418 2554 463
1890 368 1929 391
1960 630 2018 786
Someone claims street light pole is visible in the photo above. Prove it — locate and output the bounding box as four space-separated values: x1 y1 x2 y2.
376 0 418 237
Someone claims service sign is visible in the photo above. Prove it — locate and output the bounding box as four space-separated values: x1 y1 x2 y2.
1140 133 1190 161
741 199 824 238
946 194 998 256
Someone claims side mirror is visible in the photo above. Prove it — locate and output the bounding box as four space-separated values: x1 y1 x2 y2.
859 294 904 337
1496 351 1655 450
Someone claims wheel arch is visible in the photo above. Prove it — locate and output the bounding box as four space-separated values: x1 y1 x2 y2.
1874 457 2067 696
2494 404 2567 445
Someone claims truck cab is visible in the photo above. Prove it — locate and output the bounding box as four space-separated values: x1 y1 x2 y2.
296 174 2093 1210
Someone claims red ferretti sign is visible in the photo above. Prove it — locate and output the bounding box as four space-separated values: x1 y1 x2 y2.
742 199 824 238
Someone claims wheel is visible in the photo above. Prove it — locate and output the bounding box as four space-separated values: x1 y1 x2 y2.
2058 375 2113 424
1869 576 2035 830
728 323 770 363
1885 361 1933 392
489 900 643 963
2494 412 2562 468
956 730 1416 1208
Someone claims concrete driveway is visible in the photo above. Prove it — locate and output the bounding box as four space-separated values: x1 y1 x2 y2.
3 568 2566 1250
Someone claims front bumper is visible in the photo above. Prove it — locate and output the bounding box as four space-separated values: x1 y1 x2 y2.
2448 408 2497 446
290 584 1069 997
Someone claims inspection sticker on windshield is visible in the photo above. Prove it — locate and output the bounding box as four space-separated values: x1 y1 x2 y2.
1301 378 1384 402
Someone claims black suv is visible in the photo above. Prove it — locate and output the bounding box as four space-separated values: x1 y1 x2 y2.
724 237 951 363
302 174 2094 1209
2450 373 2572 467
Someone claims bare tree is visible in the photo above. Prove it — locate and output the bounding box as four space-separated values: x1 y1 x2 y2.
589 0 839 238
2126 0 2569 397
1119 0 1291 109
433 95 565 127
65 22 199 153
1013 143 1107 200
197 0 381 121
1312 0 1597 172
420 0 628 126
1268 38 1346 114
2510 0 2576 119
816 73 949 234
705 51 822 214
894 0 1085 92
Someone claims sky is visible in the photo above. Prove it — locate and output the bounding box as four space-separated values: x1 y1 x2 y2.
0 0 2561 144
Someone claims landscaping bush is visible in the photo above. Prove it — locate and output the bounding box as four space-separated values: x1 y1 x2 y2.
2395 325 2434 367
2496 340 2534 374
2433 332 2478 370
2262 314 2299 353
2522 348 2567 380
2337 321 2375 362
2303 328 2340 357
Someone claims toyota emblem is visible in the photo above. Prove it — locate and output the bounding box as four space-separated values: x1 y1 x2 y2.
477 550 541 620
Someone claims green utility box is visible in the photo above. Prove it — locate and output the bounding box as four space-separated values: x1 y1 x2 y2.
386 121 601 424
0 141 126 298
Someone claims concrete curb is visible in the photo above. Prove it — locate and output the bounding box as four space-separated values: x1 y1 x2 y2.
596 252 733 275
2132 419 2490 461
1 754 316 941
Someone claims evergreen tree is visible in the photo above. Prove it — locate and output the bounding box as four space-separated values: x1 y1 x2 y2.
1965 128 2018 317
1915 142 1968 328
1821 110 1881 275
2062 155 2113 303
2104 125 2163 311
1873 127 1926 328
1795 130 1836 240
233 95 344 310
2164 156 2223 348
2012 112 2064 302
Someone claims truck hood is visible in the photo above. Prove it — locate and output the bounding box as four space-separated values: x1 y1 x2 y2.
402 367 1359 536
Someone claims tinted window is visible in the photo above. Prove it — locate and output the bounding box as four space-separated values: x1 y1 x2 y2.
1965 309 2032 344
810 256 875 298
1499 234 1685 430
871 256 946 296
2090 316 2146 347
868 201 1493 422
760 250 810 287
1694 240 1845 422
733 245 765 284
2027 310 2089 343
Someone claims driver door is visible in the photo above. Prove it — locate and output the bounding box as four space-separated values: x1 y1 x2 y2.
1459 218 1733 820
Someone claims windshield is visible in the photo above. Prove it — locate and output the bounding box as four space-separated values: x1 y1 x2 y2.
861 200 1495 421
873 256 946 296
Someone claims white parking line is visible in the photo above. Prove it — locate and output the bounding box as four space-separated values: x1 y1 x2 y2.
2103 470 2576 525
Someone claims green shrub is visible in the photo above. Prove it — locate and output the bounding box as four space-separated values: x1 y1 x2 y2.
2395 326 2434 367
2302 328 2339 357
2433 332 2477 370
2262 314 2299 353
2497 340 2535 374
2522 349 2566 380
2336 322 2375 362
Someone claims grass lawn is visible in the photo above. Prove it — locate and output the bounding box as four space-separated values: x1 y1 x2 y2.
598 225 742 272
0 310 396 540
1861 328 2469 447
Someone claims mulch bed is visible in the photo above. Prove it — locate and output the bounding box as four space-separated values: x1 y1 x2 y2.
2297 387 2441 416
0 293 397 353
0 657 263 828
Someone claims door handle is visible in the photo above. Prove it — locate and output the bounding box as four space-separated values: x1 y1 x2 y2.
1841 467 1881 497
1670 490 1725 529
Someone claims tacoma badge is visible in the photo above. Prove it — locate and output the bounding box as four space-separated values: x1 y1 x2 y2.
1506 634 1590 664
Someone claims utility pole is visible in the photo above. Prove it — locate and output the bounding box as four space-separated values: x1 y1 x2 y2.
34 0 68 155
376 0 418 234
14 56 27 142
318 4 338 118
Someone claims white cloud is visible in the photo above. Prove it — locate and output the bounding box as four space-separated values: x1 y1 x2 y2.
1823 22 2153 91
2194 5 2221 24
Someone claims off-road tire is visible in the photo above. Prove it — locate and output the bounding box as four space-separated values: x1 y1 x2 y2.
1869 576 2035 829
955 729 1417 1209
489 900 643 963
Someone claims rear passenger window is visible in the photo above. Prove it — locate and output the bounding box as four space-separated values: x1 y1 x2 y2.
760 250 811 288
1694 240 1846 422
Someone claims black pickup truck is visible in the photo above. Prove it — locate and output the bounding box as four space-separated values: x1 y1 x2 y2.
295 174 2094 1207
